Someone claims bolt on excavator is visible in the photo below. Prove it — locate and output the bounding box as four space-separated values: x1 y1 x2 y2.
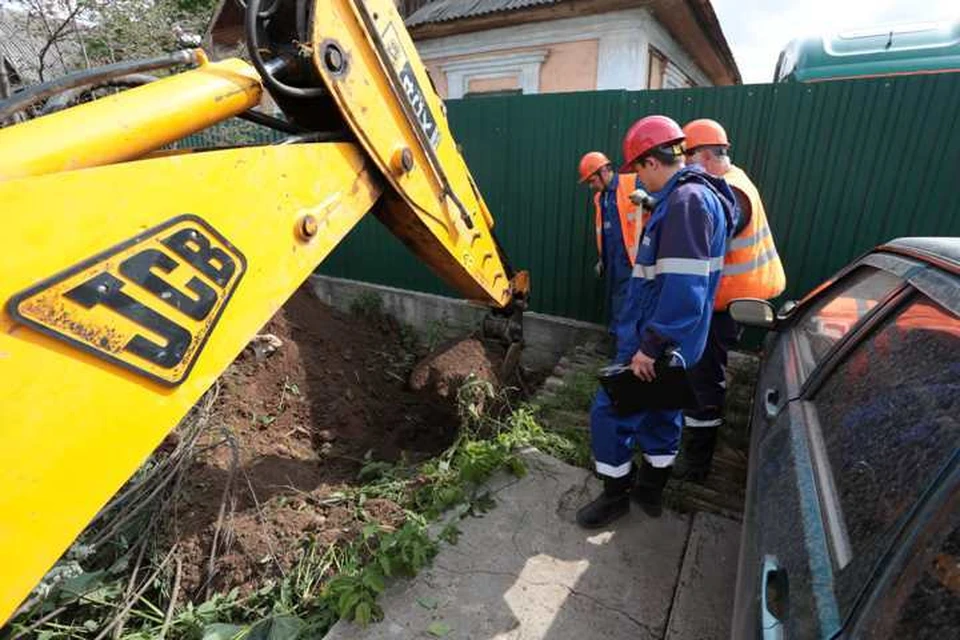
0 0 528 623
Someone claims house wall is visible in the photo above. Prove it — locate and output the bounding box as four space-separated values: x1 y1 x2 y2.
426 40 599 98
415 8 711 99
540 40 599 93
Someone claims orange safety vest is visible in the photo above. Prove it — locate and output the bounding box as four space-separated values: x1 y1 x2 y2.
714 165 787 311
594 173 642 266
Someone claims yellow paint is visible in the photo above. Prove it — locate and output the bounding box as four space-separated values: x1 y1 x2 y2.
312 0 514 306
0 144 382 623
0 56 262 182
0 0 528 622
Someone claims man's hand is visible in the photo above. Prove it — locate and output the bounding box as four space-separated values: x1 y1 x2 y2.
629 189 656 210
631 350 657 381
594 259 604 278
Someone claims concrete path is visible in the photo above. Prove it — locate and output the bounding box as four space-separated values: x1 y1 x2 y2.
325 450 741 640
665 512 741 640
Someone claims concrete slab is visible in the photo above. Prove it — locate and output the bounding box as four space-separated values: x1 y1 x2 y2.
664 512 742 640
310 275 608 370
324 451 692 640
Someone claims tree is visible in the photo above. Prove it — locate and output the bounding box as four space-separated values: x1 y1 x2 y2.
0 0 219 81
81 0 218 65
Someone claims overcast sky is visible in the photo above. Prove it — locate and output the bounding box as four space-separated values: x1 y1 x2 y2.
711 0 960 84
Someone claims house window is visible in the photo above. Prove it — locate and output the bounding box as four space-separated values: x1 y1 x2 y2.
440 50 548 99
647 47 666 89
466 75 521 96
663 60 696 89
464 89 523 98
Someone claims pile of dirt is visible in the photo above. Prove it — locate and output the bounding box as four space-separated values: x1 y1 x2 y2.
409 337 502 397
172 286 496 597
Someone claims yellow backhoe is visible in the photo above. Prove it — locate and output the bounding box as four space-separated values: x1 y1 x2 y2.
0 0 528 623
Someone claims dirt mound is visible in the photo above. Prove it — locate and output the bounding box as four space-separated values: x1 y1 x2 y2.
173 286 460 596
409 337 503 397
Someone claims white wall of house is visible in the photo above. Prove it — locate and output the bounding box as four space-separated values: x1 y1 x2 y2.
414 8 711 98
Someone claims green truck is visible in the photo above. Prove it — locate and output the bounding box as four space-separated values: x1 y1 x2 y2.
774 20 960 82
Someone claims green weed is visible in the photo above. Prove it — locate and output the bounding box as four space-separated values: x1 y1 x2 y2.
7 374 589 639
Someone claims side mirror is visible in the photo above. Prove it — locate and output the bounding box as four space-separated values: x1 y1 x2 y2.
728 298 777 329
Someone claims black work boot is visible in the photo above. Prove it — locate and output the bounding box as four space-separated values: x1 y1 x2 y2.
576 471 633 529
681 426 719 482
631 462 672 517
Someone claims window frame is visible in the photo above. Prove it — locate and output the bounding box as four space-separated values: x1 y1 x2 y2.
795 283 913 399
795 248 958 401
647 46 666 90
783 263 911 396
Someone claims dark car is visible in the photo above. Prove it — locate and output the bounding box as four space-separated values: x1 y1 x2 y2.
728 238 960 639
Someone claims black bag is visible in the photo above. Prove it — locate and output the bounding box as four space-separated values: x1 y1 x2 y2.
597 351 699 414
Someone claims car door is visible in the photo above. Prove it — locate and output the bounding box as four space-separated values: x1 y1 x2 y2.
800 286 960 637
733 254 924 639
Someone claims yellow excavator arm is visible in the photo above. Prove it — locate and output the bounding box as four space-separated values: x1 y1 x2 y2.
0 0 527 623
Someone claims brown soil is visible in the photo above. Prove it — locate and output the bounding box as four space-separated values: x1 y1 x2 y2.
409 337 502 397
172 285 492 597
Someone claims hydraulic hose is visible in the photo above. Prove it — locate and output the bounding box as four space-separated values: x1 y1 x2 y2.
245 0 327 99
237 108 306 134
33 71 303 135
39 73 159 115
0 50 201 121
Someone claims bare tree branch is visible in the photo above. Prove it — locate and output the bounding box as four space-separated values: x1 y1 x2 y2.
30 1 83 81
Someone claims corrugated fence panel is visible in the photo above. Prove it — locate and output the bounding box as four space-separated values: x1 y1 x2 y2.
294 74 960 322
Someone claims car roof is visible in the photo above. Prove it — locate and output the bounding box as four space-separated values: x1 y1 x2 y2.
880 237 960 274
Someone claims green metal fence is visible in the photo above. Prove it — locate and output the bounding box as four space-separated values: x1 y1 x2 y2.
193 74 960 324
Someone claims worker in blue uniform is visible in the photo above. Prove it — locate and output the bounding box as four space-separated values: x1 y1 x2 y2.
578 151 642 351
577 115 738 529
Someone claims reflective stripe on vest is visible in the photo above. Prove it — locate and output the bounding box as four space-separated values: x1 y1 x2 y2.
714 165 786 310
595 173 643 266
728 225 771 251
722 246 779 276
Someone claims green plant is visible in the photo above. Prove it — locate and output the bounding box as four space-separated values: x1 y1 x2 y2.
539 370 598 412
9 373 587 639
348 292 384 319
424 317 452 352
322 520 436 626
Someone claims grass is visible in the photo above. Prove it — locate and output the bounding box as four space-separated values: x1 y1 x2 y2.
4 376 588 640
537 370 598 413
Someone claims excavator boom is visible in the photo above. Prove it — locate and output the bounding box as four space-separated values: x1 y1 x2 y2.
0 0 526 623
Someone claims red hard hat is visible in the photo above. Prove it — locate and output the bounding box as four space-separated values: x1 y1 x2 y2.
620 115 685 171
578 151 611 183
683 118 729 150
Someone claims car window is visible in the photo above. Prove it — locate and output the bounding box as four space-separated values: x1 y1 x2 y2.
793 267 902 380
809 294 960 613
890 521 960 639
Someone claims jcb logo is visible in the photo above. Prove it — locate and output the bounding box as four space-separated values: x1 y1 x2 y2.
8 215 245 385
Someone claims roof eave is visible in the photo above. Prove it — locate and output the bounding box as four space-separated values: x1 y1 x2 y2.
408 0 741 86
682 0 741 84
408 0 634 40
